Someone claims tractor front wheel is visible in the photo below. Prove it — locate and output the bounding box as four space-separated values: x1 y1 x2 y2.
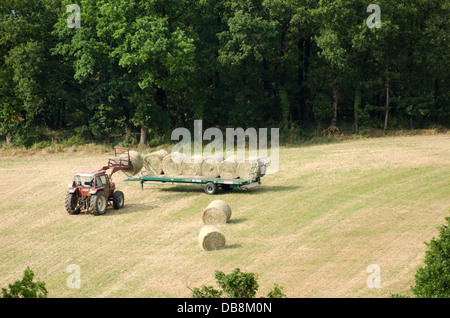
113 191 124 209
90 191 107 215
65 192 80 215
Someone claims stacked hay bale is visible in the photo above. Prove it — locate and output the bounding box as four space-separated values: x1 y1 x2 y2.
142 149 168 175
201 154 223 178
236 161 253 180
181 155 203 177
161 152 186 176
202 200 232 225
198 226 226 251
147 151 264 180
116 150 268 180
235 156 262 180
218 156 240 179
120 151 143 177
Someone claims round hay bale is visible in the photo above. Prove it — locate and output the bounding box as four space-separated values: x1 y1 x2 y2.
198 226 226 251
143 149 168 175
121 151 143 177
236 162 252 180
218 157 238 179
181 155 203 176
202 200 232 225
201 155 223 178
161 152 186 176
236 157 262 180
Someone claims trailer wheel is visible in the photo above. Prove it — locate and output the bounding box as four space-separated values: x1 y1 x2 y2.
204 182 218 195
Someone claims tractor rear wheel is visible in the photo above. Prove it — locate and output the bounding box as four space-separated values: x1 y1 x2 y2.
113 191 124 209
65 192 80 215
90 191 107 215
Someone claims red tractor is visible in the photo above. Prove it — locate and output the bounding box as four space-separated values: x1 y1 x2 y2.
65 148 130 215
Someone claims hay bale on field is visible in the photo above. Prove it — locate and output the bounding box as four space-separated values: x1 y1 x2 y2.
120 150 143 177
218 157 239 179
181 155 203 176
198 226 226 251
143 149 168 175
202 200 232 225
161 152 186 176
201 154 223 178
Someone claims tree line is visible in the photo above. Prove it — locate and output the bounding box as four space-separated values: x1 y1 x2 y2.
0 0 448 147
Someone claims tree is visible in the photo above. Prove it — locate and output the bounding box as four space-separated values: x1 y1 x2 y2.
52 0 196 144
0 0 63 145
52 0 136 142
1 267 48 298
0 67 23 146
312 0 371 130
217 0 279 127
113 7 196 143
352 0 430 131
405 0 450 128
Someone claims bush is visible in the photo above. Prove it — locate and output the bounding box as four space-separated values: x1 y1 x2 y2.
266 283 286 298
191 285 223 298
191 268 286 298
411 217 450 298
1 267 48 298
215 268 259 298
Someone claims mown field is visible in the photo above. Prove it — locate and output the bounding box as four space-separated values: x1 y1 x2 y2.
0 134 449 298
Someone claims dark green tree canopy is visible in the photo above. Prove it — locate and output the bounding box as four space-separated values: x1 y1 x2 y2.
0 0 448 146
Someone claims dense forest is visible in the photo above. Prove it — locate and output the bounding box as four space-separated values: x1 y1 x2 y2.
0 0 449 147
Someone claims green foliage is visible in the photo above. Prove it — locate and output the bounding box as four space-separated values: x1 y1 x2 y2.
390 293 410 298
411 217 450 298
191 268 286 298
215 268 259 298
1 267 48 298
191 285 223 299
266 283 287 298
0 0 449 147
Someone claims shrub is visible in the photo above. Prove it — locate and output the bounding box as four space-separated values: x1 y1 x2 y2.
266 283 286 298
191 285 223 298
411 217 450 298
1 267 48 298
191 268 286 298
215 268 259 298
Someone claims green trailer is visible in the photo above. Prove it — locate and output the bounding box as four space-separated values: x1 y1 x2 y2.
124 156 270 195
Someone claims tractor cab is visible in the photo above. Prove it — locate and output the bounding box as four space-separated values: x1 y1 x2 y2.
70 169 115 195
73 175 94 187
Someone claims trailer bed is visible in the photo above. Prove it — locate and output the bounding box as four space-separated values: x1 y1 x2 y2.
124 175 262 194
